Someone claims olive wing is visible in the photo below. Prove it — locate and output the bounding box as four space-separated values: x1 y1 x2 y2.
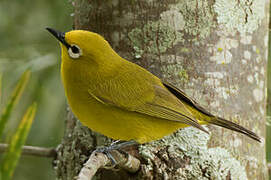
88 70 207 133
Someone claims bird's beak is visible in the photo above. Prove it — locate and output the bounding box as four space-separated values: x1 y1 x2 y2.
46 27 70 49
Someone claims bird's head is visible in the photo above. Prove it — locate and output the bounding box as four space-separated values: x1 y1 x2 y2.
46 28 119 67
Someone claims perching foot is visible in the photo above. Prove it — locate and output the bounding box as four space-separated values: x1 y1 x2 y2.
94 140 138 165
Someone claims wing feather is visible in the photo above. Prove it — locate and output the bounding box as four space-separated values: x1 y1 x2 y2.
163 81 214 117
88 65 207 133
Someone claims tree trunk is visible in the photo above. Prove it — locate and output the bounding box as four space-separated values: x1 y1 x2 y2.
55 0 269 179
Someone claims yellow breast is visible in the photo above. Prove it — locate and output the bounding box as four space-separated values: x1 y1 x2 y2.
61 61 187 144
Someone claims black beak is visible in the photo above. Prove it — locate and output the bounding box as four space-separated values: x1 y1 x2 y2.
46 27 70 48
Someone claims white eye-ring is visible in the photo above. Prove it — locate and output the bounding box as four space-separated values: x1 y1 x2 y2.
68 44 82 59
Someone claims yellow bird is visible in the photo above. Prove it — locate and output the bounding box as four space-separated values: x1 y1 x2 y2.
46 28 260 144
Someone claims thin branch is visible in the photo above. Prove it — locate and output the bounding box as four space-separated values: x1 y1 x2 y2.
77 150 140 180
0 143 56 158
268 163 271 172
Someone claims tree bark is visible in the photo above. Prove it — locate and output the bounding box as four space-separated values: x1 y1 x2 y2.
55 0 269 179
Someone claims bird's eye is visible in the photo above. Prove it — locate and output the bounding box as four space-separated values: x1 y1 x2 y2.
68 44 82 59
71 45 79 54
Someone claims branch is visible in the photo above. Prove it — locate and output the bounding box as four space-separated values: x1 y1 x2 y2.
77 150 140 180
268 163 271 172
0 143 56 158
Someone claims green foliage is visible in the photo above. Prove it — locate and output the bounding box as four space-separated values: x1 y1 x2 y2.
0 73 2 104
0 103 37 180
0 71 36 180
0 0 71 179
0 70 31 138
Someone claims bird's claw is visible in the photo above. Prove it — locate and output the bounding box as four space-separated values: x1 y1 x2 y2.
93 140 137 166
94 146 118 165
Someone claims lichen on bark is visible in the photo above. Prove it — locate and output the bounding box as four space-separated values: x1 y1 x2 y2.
56 0 269 179
140 127 248 180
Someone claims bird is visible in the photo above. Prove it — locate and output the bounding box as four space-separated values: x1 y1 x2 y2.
46 27 261 145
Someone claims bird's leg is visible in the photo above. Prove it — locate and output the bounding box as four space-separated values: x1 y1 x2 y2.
94 140 138 165
109 140 121 147
109 140 137 150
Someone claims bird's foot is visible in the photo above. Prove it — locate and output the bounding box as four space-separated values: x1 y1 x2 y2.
94 140 138 165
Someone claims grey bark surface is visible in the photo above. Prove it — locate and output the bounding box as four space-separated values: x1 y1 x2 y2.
55 0 269 179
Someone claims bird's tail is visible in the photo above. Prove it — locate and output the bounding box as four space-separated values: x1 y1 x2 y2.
209 117 261 142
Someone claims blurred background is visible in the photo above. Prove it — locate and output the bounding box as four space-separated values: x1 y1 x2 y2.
0 0 72 179
0 0 270 180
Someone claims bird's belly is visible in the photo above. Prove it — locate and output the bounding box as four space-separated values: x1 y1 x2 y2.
67 94 188 144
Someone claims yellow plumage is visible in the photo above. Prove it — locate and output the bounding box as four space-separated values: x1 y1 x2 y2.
47 28 260 144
